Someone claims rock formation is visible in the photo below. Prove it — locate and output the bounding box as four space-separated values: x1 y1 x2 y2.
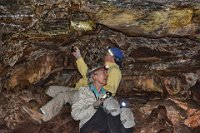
0 0 200 132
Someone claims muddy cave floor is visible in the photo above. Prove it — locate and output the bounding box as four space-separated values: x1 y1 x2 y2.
1 88 200 133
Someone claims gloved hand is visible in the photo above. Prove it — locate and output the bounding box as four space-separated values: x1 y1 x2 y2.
120 108 135 128
93 92 112 109
72 46 82 59
103 97 121 116
93 98 105 109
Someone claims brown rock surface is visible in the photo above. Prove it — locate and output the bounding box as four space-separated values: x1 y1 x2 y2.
0 0 200 132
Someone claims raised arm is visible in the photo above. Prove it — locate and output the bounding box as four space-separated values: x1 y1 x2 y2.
72 47 88 89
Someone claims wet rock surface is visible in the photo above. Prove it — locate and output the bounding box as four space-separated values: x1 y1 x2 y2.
1 0 200 132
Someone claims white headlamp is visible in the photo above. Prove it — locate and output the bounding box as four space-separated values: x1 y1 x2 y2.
121 102 126 107
120 99 129 108
108 49 114 56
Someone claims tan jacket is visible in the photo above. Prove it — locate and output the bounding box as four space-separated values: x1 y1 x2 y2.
74 58 122 96
71 86 97 128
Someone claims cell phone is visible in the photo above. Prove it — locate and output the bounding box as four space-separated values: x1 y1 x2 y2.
71 46 76 53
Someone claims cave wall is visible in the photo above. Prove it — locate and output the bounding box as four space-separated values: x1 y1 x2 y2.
1 0 200 132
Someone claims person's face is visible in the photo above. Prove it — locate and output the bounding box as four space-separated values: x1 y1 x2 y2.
104 52 114 63
93 68 108 85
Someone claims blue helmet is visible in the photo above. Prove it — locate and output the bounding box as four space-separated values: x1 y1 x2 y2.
108 47 123 59
108 47 124 66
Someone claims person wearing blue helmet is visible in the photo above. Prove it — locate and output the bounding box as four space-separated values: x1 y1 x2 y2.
103 47 123 96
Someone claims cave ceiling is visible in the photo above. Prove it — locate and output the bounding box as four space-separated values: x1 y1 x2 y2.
1 0 200 95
